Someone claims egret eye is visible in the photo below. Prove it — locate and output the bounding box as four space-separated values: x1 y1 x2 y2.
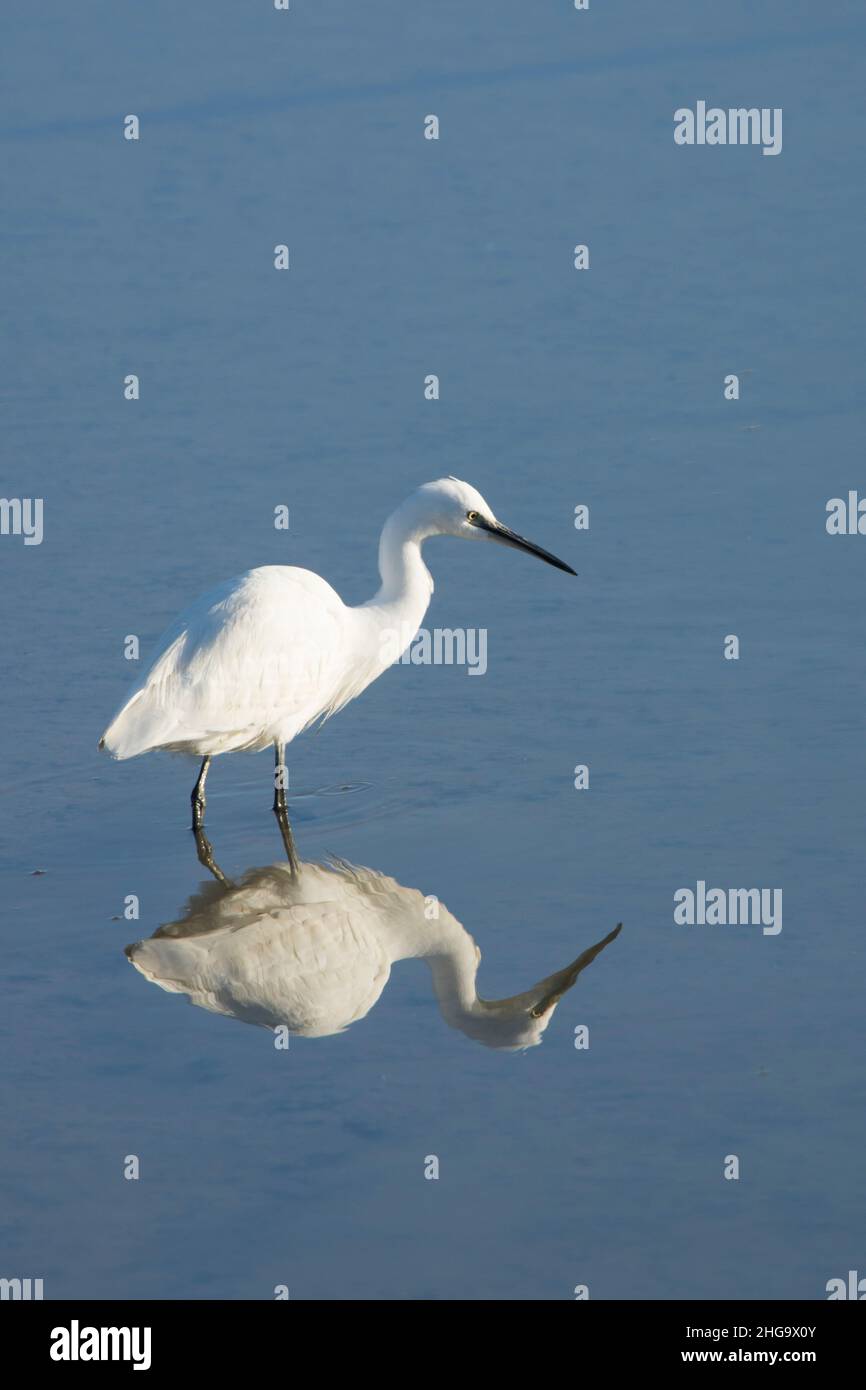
466 510 479 523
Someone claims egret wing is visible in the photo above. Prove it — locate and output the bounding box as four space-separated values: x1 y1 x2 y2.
101 566 352 757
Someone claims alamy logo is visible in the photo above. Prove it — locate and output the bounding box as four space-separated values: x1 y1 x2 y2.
50 1321 152 1371
826 1270 866 1299
674 102 782 156
826 493 866 535
674 881 782 936
0 1276 43 1299
380 624 488 675
0 497 43 545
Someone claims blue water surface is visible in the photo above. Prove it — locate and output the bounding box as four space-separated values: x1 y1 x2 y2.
1 1 864 1299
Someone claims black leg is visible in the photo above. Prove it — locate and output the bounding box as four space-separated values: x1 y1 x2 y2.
274 804 300 874
191 755 210 831
273 741 287 812
272 741 299 873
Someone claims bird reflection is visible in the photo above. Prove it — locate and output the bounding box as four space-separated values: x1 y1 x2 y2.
126 853 620 1051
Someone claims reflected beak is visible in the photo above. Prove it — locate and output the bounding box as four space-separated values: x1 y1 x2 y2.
530 923 622 1018
471 515 577 575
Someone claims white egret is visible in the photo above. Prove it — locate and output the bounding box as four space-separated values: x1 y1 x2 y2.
99 477 576 857
126 857 620 1051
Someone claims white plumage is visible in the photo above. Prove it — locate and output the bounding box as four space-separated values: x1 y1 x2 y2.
102 566 364 758
99 477 575 837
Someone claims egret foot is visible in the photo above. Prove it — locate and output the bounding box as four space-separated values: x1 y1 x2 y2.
193 826 231 888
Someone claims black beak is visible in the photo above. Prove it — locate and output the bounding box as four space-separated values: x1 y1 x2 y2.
471 516 577 575
530 924 622 1018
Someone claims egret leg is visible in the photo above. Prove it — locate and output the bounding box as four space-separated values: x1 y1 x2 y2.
193 826 232 889
272 742 287 814
272 741 300 874
191 756 211 831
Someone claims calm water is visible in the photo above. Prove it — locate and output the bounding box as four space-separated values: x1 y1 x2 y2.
2 1 864 1300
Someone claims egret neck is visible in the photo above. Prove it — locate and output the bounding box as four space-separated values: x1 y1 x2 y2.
360 495 437 667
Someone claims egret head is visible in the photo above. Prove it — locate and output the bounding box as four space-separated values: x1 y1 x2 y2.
459 991 569 1051
444 924 622 1052
413 477 576 575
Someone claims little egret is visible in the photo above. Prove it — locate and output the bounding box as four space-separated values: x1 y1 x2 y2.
99 477 576 856
125 856 620 1050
